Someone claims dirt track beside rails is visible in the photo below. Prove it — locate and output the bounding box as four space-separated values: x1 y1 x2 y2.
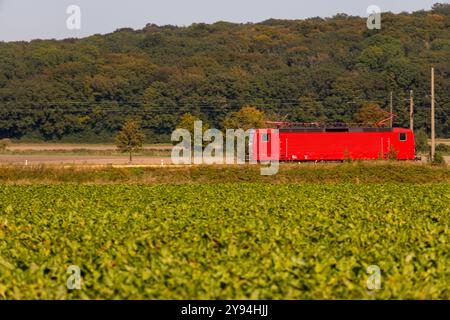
0 155 172 166
8 143 172 151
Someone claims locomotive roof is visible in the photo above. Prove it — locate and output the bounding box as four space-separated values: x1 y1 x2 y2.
278 127 399 133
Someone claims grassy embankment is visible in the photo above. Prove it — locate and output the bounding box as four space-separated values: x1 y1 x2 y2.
0 162 448 184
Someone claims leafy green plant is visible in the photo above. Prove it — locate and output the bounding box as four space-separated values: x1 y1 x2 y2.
432 152 445 166
0 183 449 299
386 146 398 160
414 129 429 153
436 144 450 154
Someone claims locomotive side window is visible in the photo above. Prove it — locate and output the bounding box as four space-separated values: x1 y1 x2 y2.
399 132 407 141
261 133 269 142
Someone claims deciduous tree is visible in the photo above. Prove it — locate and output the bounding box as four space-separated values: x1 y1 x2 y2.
222 106 266 130
353 103 387 126
115 120 145 163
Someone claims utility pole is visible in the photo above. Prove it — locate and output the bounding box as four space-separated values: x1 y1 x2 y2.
409 90 414 131
389 91 393 128
431 67 435 161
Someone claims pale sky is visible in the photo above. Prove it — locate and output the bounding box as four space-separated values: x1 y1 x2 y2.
0 0 445 42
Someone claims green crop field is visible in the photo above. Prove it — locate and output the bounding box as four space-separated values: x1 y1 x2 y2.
0 183 449 299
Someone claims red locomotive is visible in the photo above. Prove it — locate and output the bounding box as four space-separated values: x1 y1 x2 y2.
251 127 415 162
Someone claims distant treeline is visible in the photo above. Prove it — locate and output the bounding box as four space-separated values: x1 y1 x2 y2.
0 4 449 142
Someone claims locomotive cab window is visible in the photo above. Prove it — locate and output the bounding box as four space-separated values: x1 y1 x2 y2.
261 133 269 142
399 132 407 141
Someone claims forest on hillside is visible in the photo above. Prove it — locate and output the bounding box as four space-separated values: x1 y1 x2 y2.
0 3 449 142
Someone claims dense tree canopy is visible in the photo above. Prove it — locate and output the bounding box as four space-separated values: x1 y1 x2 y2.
0 4 449 142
